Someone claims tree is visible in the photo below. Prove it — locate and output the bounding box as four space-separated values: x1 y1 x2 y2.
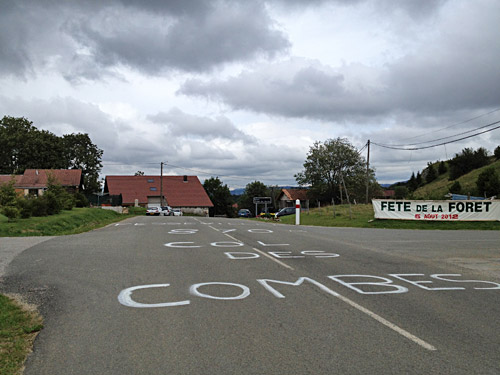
494 146 500 160
438 161 447 175
449 181 462 194
415 171 423 187
135 171 145 176
394 186 408 199
476 167 500 197
295 138 376 203
203 177 235 217
238 181 269 215
63 133 103 193
426 162 437 183
448 147 490 180
0 117 103 193
0 116 64 174
407 172 418 192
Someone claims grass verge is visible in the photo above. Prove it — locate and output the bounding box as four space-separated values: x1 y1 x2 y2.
273 204 500 230
0 294 43 375
0 207 144 237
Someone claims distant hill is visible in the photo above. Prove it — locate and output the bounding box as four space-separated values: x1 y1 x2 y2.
230 186 303 196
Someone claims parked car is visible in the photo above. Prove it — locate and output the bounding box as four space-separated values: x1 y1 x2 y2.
146 207 161 216
160 206 173 216
172 208 183 216
238 209 252 218
146 206 173 216
275 207 296 217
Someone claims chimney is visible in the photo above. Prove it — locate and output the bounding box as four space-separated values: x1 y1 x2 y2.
183 175 188 183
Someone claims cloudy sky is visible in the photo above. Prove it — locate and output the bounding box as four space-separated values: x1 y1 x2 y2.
1 0 499 188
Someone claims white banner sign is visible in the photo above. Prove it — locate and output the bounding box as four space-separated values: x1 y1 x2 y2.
372 199 500 221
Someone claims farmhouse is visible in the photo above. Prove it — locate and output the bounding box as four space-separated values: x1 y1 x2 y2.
104 175 213 215
0 169 82 196
277 188 310 210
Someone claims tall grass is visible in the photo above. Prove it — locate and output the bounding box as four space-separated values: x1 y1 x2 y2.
0 208 134 237
276 204 500 230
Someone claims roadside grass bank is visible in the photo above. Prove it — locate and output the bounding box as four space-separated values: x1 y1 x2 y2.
0 294 43 375
273 204 500 230
0 207 145 237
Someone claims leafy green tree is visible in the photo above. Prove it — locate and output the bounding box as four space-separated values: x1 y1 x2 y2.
238 181 269 215
0 116 65 174
63 133 103 193
295 138 376 203
0 116 103 193
476 167 500 197
448 147 490 180
0 177 17 207
203 177 235 217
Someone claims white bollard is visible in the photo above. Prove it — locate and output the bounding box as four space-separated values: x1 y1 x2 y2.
295 199 300 225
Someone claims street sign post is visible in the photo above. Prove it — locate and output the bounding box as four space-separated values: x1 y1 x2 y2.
253 197 272 216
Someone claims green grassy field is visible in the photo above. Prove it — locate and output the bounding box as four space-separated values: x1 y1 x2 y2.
274 204 500 230
0 207 144 237
0 294 43 375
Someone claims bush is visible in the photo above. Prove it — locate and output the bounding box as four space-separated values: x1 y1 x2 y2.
16 197 33 219
449 181 462 194
1 206 19 221
74 192 89 208
31 196 48 217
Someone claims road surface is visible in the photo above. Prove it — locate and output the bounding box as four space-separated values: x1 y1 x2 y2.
1 216 499 374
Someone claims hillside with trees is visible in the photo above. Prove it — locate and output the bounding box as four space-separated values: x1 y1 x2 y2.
395 146 500 199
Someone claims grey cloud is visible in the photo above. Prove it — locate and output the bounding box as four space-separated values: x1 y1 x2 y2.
149 108 256 144
179 0 500 123
67 2 289 74
179 60 388 121
0 0 289 80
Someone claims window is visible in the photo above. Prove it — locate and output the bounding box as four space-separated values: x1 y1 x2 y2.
147 179 154 183
150 187 157 191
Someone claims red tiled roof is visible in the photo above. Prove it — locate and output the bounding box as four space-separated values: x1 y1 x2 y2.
0 175 22 186
16 169 82 188
281 188 309 201
105 175 213 207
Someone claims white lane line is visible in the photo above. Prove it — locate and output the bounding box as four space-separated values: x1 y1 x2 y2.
210 227 295 271
334 294 437 351
206 221 435 350
251 247 295 270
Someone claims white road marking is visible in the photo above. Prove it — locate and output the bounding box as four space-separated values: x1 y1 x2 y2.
203 219 436 350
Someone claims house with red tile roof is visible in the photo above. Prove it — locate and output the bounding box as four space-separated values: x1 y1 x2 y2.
0 169 82 196
104 175 213 215
277 188 310 210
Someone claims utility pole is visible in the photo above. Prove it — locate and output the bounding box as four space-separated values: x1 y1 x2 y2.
160 162 164 207
365 140 370 204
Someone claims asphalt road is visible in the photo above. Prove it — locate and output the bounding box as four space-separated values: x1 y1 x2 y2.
1 216 499 374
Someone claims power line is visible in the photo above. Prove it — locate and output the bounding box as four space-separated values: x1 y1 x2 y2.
375 120 500 148
392 106 500 142
372 120 500 150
